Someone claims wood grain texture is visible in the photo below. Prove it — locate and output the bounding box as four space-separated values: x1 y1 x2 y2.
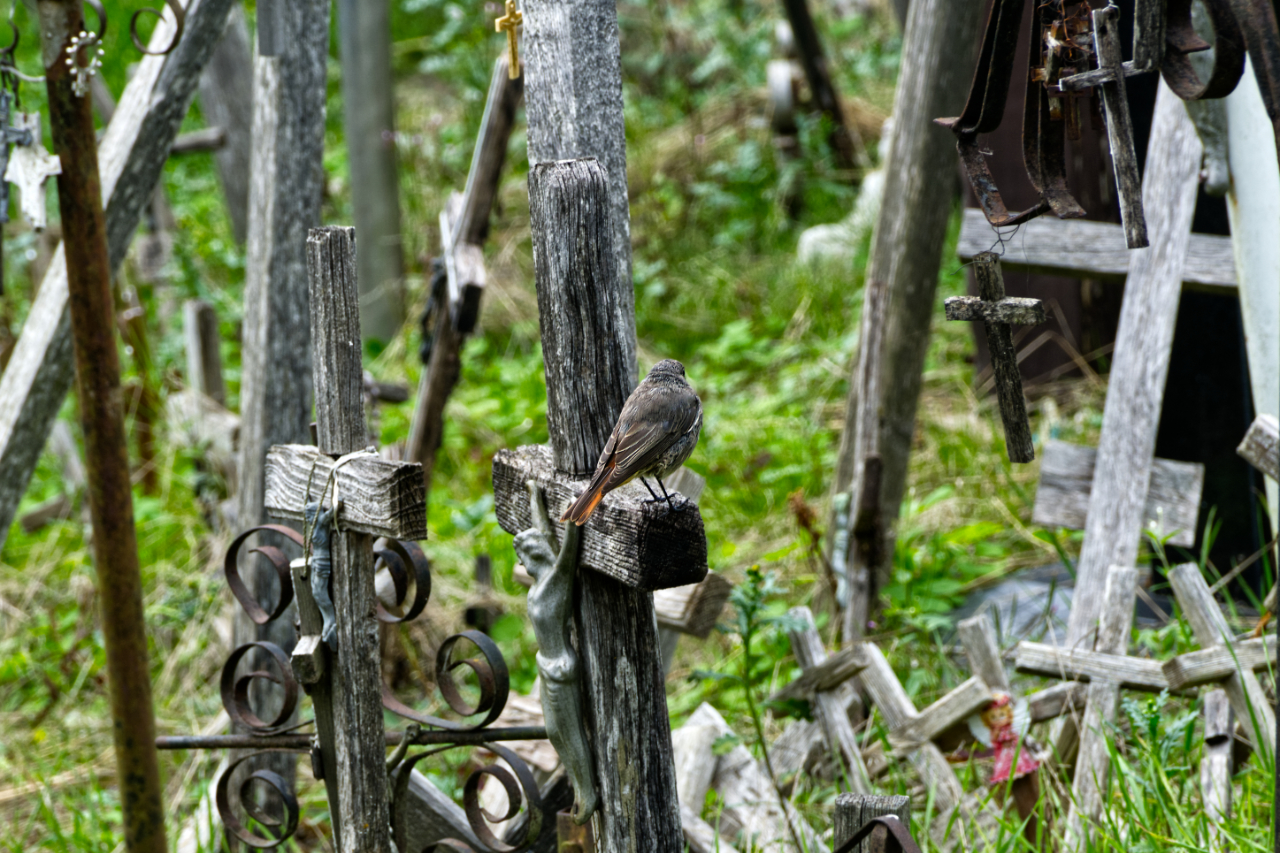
652 570 732 637
1015 642 1168 692
1163 635 1278 690
1168 563 1276 755
1067 84 1202 649
336 0 404 342
522 0 636 377
527 160 634 476
1033 439 1204 547
860 0 983 593
457 55 522 247
686 703 829 853
958 612 1009 692
833 794 911 853
787 607 872 793
0 0 235 554
1025 682 1088 723
493 444 707 590
1064 566 1138 851
302 224 391 853
769 646 870 709
1092 5 1148 249
196 2 253 244
888 677 993 749
943 295 1047 324
1238 414 1279 481
971 252 1034 463
183 300 224 405
264 445 425 540
955 208 1236 290
1201 689 1233 853
856 643 964 811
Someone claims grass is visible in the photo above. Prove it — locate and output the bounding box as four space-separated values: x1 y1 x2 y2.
0 0 1273 850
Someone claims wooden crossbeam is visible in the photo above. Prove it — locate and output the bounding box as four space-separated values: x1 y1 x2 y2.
1162 635 1278 691
887 676 992 750
769 645 869 708
1033 439 1203 547
1015 642 1169 693
956 208 1236 292
1238 414 1279 481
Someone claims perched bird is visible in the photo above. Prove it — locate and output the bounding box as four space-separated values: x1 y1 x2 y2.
561 359 703 525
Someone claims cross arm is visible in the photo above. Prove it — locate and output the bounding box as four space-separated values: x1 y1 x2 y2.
768 645 871 710
493 443 707 591
1162 635 1278 691
1237 414 1279 481
887 676 993 750
1014 641 1170 693
264 443 427 540
943 295 1046 325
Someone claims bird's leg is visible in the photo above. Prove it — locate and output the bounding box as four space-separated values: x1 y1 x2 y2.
639 476 664 503
656 476 679 514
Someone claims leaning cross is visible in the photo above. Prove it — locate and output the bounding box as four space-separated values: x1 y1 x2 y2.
261 227 427 853
495 0 522 79
944 251 1045 462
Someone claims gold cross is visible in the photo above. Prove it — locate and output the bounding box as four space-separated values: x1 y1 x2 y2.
495 0 522 79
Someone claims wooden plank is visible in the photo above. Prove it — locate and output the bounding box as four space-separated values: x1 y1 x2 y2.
1168 563 1276 755
457 55 522 246
523 0 637 380
770 645 870 709
958 612 1009 692
0 0 236 554
1066 84 1203 650
1163 635 1278 691
1238 414 1279 481
686 702 829 853
943 296 1046 325
787 607 872 792
1025 682 1088 723
833 794 911 853
493 444 707 590
264 444 426 540
1015 642 1169 692
956 208 1236 291
1032 439 1203 547
302 226 391 853
672 723 719 810
197 3 253 244
888 677 993 749
183 300 224 405
1201 689 1233 853
653 571 732 638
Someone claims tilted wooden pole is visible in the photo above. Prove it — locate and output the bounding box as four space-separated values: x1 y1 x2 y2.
37 2 165 851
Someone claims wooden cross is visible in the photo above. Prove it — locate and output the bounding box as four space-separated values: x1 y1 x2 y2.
407 54 521 499
491 159 700 849
495 0 522 79
1058 4 1148 249
944 252 1045 463
261 226 427 853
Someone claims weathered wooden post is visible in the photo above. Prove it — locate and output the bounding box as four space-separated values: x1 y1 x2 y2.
833 794 910 853
0 0 236 552
183 299 225 405
197 2 253 244
337 0 404 343
492 159 702 851
1201 689 1233 853
36 2 167 850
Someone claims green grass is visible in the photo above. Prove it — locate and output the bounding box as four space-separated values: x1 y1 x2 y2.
0 0 1273 850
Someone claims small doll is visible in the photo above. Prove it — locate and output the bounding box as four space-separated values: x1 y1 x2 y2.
965 692 1046 847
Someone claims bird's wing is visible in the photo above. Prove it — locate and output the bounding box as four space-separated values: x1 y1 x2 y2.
601 388 699 490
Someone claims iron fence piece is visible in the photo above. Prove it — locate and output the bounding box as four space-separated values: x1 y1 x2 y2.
833 815 924 853
224 523 302 624
157 726 552 750
130 1 185 56
1161 0 1245 100
216 749 304 849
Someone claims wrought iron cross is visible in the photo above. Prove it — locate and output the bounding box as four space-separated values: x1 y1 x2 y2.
495 0 522 80
944 252 1045 463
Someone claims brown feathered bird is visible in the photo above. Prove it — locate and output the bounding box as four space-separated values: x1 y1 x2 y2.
561 359 703 525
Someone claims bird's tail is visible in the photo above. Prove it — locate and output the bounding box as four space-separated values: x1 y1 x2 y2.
561 463 614 525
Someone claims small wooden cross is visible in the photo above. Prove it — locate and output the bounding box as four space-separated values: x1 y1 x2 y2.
261 226 427 853
944 251 1045 463
495 0 522 80
4 111 60 230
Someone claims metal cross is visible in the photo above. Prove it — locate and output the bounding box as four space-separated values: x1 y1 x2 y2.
944 252 1046 463
5 110 61 230
495 0 522 80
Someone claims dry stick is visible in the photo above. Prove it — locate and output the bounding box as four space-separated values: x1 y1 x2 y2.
38 2 165 852
0 0 236 555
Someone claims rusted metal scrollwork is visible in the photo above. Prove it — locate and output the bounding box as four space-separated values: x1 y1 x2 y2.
1162 0 1245 101
220 641 302 735
224 524 302 625
129 0 184 56
374 537 432 623
390 742 544 853
381 629 512 731
215 748 306 849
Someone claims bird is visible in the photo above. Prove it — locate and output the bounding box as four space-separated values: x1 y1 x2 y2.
561 359 703 526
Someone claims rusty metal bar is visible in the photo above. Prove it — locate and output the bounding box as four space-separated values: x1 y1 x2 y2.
156 725 551 750
36 3 166 853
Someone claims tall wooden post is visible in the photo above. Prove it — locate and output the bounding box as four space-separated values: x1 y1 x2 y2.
337 0 404 343
37 3 165 851
526 159 684 852
832 0 982 597
523 0 637 386
197 2 254 244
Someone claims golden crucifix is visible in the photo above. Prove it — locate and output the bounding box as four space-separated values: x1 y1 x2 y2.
495 0 522 80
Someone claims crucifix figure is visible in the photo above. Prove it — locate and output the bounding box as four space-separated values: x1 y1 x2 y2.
944 251 1045 463
495 0 522 80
